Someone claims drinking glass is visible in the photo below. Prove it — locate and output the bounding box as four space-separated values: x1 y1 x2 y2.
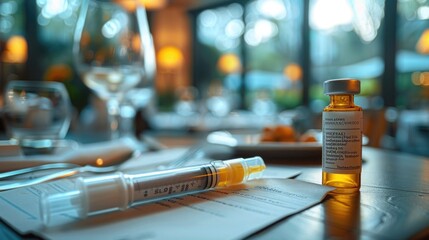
73 0 149 139
2 80 72 152
119 11 156 137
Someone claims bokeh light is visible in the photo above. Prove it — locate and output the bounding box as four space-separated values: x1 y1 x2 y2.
218 53 241 74
2 35 27 63
416 29 429 54
283 63 302 82
157 46 184 69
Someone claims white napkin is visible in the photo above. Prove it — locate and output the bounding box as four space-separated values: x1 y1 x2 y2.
0 138 136 172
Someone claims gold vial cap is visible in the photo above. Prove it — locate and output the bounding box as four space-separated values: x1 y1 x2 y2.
324 78 360 95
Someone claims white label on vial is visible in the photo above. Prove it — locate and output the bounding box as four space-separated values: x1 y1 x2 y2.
322 111 362 174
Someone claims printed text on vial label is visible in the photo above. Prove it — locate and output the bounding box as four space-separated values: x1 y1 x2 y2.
323 112 362 174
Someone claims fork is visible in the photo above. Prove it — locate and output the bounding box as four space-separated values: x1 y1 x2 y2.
0 164 118 191
0 163 83 179
0 143 206 191
156 143 204 170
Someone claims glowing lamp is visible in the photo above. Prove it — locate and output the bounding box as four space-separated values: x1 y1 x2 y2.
2 36 28 63
417 29 429 54
114 0 167 11
157 46 184 69
217 53 241 74
283 63 302 82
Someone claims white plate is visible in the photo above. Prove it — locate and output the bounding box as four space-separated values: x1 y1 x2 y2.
207 131 322 160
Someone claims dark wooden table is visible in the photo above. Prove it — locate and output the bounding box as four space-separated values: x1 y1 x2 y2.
248 147 429 239
1 140 428 239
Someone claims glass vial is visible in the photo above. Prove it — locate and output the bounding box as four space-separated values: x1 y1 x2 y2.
322 78 363 194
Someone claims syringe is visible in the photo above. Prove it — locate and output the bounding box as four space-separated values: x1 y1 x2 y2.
40 156 265 225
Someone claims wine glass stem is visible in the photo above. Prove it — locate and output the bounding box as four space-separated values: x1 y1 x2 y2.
120 104 137 137
106 98 121 139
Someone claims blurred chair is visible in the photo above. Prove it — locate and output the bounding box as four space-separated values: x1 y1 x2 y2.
396 109 429 157
362 108 386 147
380 107 399 150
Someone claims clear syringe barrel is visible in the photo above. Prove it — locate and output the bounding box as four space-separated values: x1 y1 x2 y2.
40 156 265 225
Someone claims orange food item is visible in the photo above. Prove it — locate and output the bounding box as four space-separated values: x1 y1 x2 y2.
298 133 317 142
260 125 319 143
274 125 295 142
260 127 276 142
260 125 296 142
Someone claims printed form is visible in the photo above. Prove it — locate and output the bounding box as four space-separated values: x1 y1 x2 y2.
0 177 333 240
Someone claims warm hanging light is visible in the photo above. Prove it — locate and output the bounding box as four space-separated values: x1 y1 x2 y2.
217 53 241 74
157 46 184 69
283 63 302 82
417 29 429 54
2 36 28 63
114 0 167 11
142 0 167 10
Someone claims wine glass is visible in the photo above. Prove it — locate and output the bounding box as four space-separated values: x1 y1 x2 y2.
73 0 149 139
119 9 156 138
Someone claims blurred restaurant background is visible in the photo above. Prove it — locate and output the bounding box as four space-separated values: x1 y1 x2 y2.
1 0 429 156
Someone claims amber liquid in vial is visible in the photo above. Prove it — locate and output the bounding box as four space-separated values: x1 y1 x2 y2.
322 94 362 194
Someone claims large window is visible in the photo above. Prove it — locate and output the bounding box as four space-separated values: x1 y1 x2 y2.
3 0 429 113
195 2 244 115
397 0 429 109
192 0 429 114
35 0 88 110
0 0 89 111
0 0 25 93
309 0 385 112
244 0 303 112
193 0 303 116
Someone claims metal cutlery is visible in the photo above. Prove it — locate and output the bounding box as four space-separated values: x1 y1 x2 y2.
0 164 119 191
0 141 206 191
0 163 82 179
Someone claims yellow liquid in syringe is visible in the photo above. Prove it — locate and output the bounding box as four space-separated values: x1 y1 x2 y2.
216 159 266 187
